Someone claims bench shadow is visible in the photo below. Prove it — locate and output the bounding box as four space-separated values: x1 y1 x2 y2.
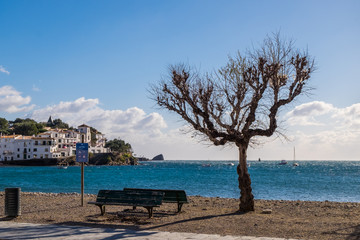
0 216 18 221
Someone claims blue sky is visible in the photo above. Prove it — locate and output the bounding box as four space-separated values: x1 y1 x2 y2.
0 0 359 160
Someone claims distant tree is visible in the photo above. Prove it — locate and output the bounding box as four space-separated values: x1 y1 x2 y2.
105 138 132 153
36 122 47 133
0 118 9 135
46 116 54 127
12 121 39 136
12 118 25 124
52 119 69 129
10 118 46 136
150 33 315 212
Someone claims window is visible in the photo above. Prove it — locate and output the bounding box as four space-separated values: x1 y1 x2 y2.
33 154 37 158
17 154 20 158
45 154 48 158
35 141 38 145
17 148 20 152
33 148 37 152
45 148 49 152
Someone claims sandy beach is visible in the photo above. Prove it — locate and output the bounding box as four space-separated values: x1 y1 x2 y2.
0 192 359 239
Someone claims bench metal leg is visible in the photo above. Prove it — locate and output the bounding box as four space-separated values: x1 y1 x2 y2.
144 207 153 218
96 204 106 215
177 203 183 212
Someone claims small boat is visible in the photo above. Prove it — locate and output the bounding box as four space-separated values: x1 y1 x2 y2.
279 160 288 165
57 162 69 169
227 163 235 166
202 164 211 167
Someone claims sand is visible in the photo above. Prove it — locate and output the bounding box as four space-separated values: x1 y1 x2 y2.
0 192 359 240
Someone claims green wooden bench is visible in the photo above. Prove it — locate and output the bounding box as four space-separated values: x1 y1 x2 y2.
88 190 164 218
124 188 188 212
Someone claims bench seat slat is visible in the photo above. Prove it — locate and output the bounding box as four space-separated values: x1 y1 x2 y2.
123 188 188 212
88 190 164 218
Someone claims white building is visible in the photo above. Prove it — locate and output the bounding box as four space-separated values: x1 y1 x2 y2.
0 124 109 162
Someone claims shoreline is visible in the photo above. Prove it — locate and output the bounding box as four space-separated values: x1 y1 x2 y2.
1 192 359 239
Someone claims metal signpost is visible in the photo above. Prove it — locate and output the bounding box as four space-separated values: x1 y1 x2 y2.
76 142 88 206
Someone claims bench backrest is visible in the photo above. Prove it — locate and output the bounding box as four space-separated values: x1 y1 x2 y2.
96 190 164 206
123 188 188 203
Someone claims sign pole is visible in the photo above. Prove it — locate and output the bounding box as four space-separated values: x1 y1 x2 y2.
81 162 84 206
76 142 88 207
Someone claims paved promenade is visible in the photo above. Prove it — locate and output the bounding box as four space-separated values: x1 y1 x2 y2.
0 222 298 240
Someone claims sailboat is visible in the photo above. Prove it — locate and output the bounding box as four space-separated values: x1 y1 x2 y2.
293 147 299 167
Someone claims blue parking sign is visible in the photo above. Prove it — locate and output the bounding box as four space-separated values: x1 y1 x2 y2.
76 143 89 163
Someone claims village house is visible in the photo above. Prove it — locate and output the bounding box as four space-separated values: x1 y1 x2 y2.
0 124 110 162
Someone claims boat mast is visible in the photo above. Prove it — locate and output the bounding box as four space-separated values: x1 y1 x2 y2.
293 147 296 161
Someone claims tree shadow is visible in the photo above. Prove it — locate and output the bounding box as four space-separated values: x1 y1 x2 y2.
143 211 245 231
59 209 244 231
0 209 246 239
321 224 360 240
0 222 157 240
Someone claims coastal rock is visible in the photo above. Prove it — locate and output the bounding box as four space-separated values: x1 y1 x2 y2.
152 154 164 161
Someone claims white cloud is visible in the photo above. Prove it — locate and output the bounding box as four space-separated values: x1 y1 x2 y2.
30 97 170 154
287 101 334 117
0 85 35 113
274 101 360 160
285 101 335 126
332 103 360 128
29 97 238 160
28 98 360 160
0 66 10 75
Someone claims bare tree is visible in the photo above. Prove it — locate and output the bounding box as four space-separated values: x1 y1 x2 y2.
150 33 315 212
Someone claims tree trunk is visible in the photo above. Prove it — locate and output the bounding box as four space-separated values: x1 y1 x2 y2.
237 144 254 212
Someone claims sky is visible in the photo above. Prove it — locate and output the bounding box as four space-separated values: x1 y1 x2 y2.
0 0 359 160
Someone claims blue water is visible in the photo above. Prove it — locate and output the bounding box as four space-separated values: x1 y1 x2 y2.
1 160 360 202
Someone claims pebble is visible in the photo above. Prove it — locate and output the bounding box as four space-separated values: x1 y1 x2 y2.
262 209 272 214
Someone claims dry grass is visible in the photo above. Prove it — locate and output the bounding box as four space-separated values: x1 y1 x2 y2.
1 192 360 239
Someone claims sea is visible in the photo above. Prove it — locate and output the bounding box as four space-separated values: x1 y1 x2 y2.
1 160 359 202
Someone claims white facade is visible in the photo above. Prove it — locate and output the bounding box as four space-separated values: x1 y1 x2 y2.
0 125 109 162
